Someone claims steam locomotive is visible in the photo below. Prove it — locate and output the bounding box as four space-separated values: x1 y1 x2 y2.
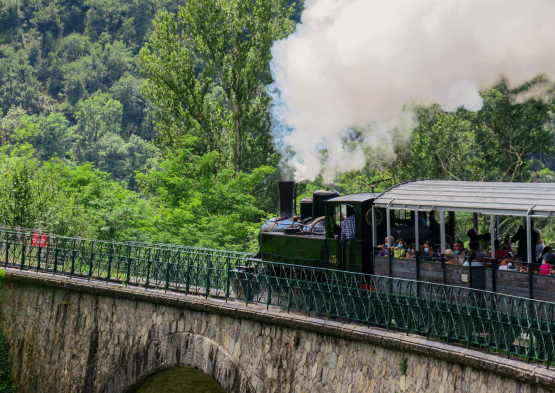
258 181 454 275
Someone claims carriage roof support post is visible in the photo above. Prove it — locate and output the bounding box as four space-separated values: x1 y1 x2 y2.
386 200 393 278
490 214 495 259
386 200 393 248
440 210 446 254
490 213 497 293
372 206 377 250
527 204 535 299
414 207 420 252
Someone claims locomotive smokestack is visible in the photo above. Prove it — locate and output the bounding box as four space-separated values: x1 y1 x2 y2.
277 181 295 220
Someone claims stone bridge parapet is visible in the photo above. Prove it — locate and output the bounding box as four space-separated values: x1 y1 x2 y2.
1 268 554 392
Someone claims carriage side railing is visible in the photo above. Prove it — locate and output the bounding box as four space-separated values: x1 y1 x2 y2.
1 228 555 366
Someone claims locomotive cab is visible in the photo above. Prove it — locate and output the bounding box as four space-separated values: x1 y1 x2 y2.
323 193 379 274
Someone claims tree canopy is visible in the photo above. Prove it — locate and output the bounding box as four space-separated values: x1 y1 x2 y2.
1 0 555 250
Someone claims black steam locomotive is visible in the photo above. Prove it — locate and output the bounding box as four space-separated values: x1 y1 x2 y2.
258 181 454 275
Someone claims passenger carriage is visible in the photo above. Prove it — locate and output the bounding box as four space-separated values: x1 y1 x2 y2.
259 180 555 302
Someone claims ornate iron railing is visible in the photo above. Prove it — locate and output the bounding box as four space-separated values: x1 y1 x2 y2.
1 228 554 366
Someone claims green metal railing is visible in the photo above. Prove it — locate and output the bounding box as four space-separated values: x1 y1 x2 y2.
1 228 555 366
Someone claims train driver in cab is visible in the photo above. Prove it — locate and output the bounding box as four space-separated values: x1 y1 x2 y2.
341 206 356 240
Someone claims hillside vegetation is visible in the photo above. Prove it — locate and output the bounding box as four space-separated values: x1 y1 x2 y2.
1 0 555 248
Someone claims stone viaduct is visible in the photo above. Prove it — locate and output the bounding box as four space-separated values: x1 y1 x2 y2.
1 268 554 393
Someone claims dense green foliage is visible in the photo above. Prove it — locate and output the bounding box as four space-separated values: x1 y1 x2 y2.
1 0 555 250
0 0 295 251
0 0 166 184
0 269 15 393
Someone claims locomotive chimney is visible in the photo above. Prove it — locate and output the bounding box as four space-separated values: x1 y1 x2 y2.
277 181 295 220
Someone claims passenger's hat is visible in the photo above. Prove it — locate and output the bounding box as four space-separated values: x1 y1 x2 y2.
543 252 555 264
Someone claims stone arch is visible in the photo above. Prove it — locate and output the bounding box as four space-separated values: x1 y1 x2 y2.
103 333 256 393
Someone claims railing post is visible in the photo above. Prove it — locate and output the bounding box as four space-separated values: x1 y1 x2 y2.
287 267 293 313
466 288 474 348
266 263 272 310
527 317 534 364
307 268 314 317
491 257 497 293
547 305 554 368
226 257 231 302
20 242 26 270
386 276 392 332
144 248 151 288
388 246 393 278
88 250 94 279
126 245 131 286
70 249 76 276
164 257 170 292
440 253 445 285
528 262 534 299
185 253 191 294
206 254 212 298
5 241 9 267
416 251 421 298
347 273 353 322
407 280 413 335
246 260 252 305
37 245 41 271
53 238 58 275
106 243 113 282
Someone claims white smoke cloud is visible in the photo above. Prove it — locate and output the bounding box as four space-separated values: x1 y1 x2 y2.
270 0 555 181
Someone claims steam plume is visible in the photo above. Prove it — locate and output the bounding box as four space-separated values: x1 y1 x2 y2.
270 0 555 182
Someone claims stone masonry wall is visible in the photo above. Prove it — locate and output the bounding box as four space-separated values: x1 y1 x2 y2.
1 269 554 393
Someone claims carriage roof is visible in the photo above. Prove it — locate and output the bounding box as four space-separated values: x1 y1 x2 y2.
327 193 380 203
373 180 555 217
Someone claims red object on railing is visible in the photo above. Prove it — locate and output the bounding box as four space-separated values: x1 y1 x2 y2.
31 233 47 247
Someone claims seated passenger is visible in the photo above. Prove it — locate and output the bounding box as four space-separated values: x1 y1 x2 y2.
453 241 466 264
538 245 553 265
540 246 553 258
444 249 459 265
540 252 555 275
463 250 483 266
392 238 407 258
418 212 429 227
377 236 394 256
494 240 509 260
481 233 491 253
445 235 453 250
512 254 535 273
407 243 416 259
422 241 439 262
498 258 515 271
468 241 488 263
502 244 513 254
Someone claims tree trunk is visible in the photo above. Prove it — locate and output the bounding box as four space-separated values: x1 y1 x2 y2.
235 122 241 172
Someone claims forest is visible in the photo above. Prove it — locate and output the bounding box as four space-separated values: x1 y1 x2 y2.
1 0 555 251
